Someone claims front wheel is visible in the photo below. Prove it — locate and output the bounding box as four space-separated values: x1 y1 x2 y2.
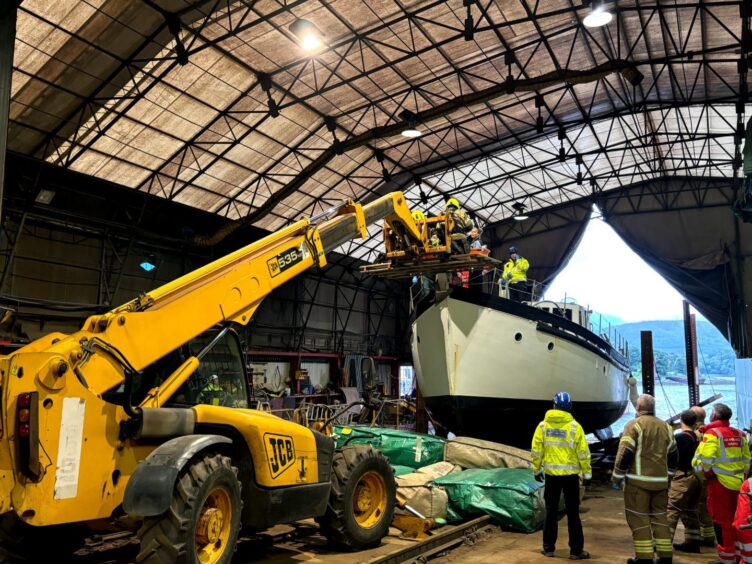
317 445 396 550
136 452 242 564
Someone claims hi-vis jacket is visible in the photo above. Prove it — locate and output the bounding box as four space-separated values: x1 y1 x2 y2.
613 412 678 490
449 208 473 239
531 409 592 478
692 420 750 491
502 256 530 283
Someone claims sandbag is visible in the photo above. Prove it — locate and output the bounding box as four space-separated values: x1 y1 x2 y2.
395 462 460 519
445 436 532 469
434 468 545 532
396 462 461 488
333 426 446 469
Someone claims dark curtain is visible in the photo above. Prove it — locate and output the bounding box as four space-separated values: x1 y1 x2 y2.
599 177 751 357
487 201 592 285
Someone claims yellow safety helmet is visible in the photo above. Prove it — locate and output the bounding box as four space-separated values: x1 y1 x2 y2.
412 210 426 221
446 197 460 210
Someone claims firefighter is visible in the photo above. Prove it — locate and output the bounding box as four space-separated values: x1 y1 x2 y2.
667 409 701 552
612 394 678 564
501 245 530 302
691 404 717 547
733 474 752 563
692 403 751 564
445 197 472 253
531 392 591 560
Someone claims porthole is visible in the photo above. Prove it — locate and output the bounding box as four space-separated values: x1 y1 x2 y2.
547 342 554 351
514 332 523 342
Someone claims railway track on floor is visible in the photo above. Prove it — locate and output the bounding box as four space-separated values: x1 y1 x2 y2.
368 516 495 564
73 517 495 563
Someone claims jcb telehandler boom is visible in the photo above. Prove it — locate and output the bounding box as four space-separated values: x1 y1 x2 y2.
0 192 421 563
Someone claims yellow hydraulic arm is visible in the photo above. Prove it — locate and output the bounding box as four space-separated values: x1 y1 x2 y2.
15 192 420 400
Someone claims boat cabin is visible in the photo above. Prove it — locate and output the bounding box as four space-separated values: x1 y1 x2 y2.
531 300 628 358
532 301 589 327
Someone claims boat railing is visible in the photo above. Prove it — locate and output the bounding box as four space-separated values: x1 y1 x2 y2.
496 277 546 302
587 311 629 358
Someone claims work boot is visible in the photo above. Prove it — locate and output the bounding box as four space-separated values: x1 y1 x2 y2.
569 551 590 560
673 541 701 553
541 549 555 557
626 559 653 564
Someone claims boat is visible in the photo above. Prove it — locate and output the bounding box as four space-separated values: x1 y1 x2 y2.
663 374 707 385
411 286 631 447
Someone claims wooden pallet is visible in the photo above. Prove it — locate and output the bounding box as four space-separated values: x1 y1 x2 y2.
360 253 501 279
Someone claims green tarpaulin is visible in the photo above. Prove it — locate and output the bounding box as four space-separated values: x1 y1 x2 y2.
434 468 545 532
391 465 416 477
333 426 445 469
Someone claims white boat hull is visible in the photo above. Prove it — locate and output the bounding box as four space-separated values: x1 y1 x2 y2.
412 290 630 446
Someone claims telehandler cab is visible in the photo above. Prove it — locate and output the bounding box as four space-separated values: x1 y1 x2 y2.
0 192 423 563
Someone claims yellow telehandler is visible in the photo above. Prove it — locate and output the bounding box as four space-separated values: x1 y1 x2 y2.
0 192 423 563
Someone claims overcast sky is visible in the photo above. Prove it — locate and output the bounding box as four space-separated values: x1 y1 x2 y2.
544 216 687 323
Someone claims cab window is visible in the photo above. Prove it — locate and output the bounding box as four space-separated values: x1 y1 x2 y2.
181 331 249 408
130 329 249 409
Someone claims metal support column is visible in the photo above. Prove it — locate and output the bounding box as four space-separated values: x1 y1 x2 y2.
0 2 19 224
415 383 428 434
640 330 655 397
683 300 701 407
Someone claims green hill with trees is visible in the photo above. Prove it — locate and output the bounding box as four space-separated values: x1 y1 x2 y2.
614 319 736 376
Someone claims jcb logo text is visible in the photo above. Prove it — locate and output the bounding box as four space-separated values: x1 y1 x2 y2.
264 433 296 478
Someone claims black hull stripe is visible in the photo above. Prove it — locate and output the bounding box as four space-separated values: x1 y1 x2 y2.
425 395 629 449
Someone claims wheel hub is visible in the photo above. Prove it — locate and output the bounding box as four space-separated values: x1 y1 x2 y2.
196 507 224 544
356 484 374 511
352 471 387 529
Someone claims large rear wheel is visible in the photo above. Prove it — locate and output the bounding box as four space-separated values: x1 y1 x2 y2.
317 445 395 550
136 452 242 564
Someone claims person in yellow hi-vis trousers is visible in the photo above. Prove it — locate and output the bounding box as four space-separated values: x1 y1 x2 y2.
690 404 718 547
532 392 591 560
613 394 678 564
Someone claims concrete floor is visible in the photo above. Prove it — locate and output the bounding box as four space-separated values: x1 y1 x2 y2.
72 482 717 563
431 482 712 564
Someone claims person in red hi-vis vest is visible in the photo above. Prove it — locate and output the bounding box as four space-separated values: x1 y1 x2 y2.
733 477 752 563
693 403 751 564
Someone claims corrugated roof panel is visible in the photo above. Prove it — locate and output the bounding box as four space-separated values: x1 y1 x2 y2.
6 0 741 250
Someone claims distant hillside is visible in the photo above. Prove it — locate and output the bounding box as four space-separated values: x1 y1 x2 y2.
616 319 736 376
596 313 626 328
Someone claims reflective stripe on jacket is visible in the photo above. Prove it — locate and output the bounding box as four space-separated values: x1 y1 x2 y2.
614 413 677 489
449 208 472 238
692 421 750 491
734 477 752 529
502 257 529 283
531 409 592 478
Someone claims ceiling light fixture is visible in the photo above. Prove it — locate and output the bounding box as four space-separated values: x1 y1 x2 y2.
583 2 613 28
139 254 157 273
34 188 55 205
289 19 324 52
399 109 422 138
512 202 529 221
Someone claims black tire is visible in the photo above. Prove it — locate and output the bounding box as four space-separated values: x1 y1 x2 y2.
0 514 86 563
317 445 396 550
136 452 242 564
